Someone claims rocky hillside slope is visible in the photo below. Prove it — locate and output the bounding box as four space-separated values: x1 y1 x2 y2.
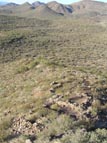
1 13 107 143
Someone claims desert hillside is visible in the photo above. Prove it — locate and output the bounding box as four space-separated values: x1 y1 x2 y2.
0 0 107 143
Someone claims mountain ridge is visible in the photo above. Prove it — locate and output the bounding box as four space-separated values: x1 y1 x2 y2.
1 0 107 5
0 0 107 18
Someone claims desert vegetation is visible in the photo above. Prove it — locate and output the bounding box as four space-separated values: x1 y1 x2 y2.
1 0 107 143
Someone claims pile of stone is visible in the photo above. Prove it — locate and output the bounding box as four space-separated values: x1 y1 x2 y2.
45 80 94 121
11 116 44 136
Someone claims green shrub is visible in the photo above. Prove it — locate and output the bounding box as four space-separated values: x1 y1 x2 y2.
36 115 72 141
0 118 12 142
16 65 29 73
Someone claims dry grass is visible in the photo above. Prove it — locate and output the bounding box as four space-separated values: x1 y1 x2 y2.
1 15 107 142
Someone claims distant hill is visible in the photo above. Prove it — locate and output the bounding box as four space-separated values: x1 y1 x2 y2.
0 2 15 15
0 0 107 18
32 1 45 7
10 2 33 14
47 1 72 15
71 0 107 16
29 4 63 18
5 2 19 6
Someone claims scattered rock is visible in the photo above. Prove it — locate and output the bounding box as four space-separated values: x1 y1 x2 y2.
50 88 55 93
50 81 63 91
50 81 59 86
45 88 95 121
4 110 11 116
11 116 44 136
25 139 32 143
54 83 63 89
